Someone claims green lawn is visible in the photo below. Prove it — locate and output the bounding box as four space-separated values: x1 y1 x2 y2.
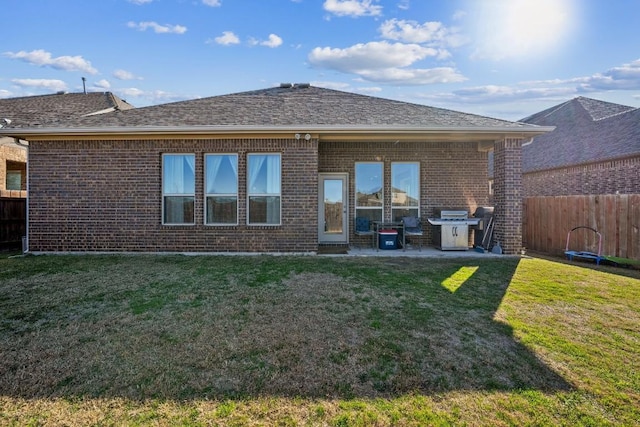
0 253 638 426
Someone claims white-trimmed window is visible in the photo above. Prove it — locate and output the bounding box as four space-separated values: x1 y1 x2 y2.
247 153 281 225
205 154 238 225
162 154 195 225
391 162 420 221
355 162 383 222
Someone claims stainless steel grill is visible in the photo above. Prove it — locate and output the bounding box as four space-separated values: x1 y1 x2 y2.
427 209 480 250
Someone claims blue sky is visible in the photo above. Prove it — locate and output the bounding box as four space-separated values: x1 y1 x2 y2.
1 0 639 121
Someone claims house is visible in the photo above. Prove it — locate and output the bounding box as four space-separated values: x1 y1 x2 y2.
520 96 640 196
0 91 134 197
0 84 552 254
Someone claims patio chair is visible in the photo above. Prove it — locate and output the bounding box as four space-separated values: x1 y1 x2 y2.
354 217 375 250
402 216 423 251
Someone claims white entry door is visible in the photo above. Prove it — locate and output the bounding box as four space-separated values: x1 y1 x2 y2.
318 174 348 243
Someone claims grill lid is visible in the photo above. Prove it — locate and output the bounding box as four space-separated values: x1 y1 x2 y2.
428 208 479 225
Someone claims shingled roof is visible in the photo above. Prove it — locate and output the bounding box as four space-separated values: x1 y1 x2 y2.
521 96 640 172
6 84 540 131
0 92 134 128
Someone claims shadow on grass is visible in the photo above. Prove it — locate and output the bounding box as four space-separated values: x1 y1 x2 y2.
0 255 573 401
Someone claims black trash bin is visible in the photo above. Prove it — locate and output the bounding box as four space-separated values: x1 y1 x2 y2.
472 206 494 248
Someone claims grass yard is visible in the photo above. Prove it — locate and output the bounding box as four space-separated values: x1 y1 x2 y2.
0 253 638 426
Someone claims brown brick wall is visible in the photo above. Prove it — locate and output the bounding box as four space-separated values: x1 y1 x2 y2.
524 155 640 197
28 138 318 252
319 141 490 248
493 138 523 255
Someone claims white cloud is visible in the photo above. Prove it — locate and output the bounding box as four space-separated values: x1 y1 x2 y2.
11 78 68 92
578 59 640 91
115 88 189 105
452 10 466 21
309 41 437 73
309 41 466 85
113 69 142 80
323 0 382 17
127 0 152 4
3 49 98 74
261 34 283 48
358 67 466 85
379 19 467 49
0 89 12 98
118 88 146 98
415 59 640 107
127 21 187 34
450 85 576 103
210 31 240 45
249 34 283 48
311 81 352 91
202 0 221 6
311 81 382 94
93 79 111 90
397 0 410 11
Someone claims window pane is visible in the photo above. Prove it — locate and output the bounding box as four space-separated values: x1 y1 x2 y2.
392 208 419 222
249 196 280 224
206 196 237 224
355 209 382 223
248 154 280 194
355 163 383 207
163 154 195 194
392 163 419 207
206 154 238 194
6 171 22 191
164 196 194 224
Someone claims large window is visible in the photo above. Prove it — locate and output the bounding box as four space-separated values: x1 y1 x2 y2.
162 154 195 225
391 162 420 221
248 153 281 225
355 162 383 222
205 154 238 225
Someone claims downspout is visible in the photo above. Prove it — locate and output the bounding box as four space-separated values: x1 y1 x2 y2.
12 138 29 253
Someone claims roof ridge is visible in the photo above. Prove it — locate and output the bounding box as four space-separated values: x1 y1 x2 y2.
520 99 573 122
575 96 637 121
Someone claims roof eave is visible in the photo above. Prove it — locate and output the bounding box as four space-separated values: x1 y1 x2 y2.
1 124 555 140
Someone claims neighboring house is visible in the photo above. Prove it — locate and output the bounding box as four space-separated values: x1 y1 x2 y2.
0 84 551 254
520 96 640 196
0 91 134 197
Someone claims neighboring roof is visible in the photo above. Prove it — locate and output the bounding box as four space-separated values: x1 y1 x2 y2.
0 84 551 140
0 92 135 128
521 96 640 172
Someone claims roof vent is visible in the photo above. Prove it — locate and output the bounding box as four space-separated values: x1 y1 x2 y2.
294 83 310 89
280 83 293 88
56 90 67 95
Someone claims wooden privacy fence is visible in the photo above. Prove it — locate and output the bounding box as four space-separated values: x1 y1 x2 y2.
523 195 640 261
0 197 26 250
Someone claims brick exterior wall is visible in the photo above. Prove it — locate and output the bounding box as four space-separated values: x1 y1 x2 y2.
493 138 523 255
524 155 640 197
319 141 491 248
28 138 318 252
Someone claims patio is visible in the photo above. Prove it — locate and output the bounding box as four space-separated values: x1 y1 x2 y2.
322 245 510 258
